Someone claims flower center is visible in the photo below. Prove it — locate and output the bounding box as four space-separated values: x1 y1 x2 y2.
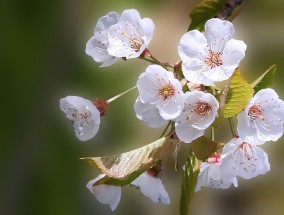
121 31 144 52
158 84 175 100
204 50 223 69
207 152 221 164
248 104 264 121
194 100 211 115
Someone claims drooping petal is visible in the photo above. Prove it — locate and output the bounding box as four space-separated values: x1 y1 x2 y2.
204 18 234 53
59 96 100 141
131 172 170 204
221 138 270 179
195 162 238 192
86 174 121 211
134 97 166 128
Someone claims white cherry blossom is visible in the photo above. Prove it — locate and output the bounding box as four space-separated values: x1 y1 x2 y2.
174 91 219 143
221 138 270 179
195 153 238 192
59 96 100 141
108 9 155 59
137 65 185 120
237 88 284 142
134 97 166 128
86 174 121 211
131 171 170 204
86 12 120 67
178 18 247 86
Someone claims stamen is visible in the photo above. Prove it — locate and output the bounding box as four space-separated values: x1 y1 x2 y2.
207 152 221 164
204 50 223 69
158 84 175 100
248 105 264 121
194 100 211 115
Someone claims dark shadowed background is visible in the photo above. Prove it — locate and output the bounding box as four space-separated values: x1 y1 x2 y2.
1 0 284 215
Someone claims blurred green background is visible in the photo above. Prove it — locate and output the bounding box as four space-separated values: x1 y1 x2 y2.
1 0 284 215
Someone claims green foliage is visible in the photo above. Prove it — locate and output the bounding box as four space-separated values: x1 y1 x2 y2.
81 137 175 186
251 64 276 93
223 69 254 118
191 136 218 160
189 0 229 31
179 151 200 215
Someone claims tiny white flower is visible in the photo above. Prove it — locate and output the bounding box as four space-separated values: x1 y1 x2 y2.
134 97 166 128
131 171 170 204
60 96 100 141
195 153 238 192
86 174 121 211
108 9 155 59
137 65 185 120
221 138 270 179
237 88 284 142
86 12 120 67
174 91 219 143
178 18 247 86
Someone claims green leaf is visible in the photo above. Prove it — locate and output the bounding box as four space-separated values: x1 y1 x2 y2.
191 136 218 160
81 137 175 186
251 64 276 93
223 68 254 118
93 169 147 187
179 151 200 215
189 0 228 31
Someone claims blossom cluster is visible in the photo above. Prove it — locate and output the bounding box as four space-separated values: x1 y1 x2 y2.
59 8 284 212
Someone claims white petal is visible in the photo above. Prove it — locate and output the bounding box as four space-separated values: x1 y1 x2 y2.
134 97 166 128
86 12 119 67
238 88 284 142
140 17 155 45
157 92 184 120
195 162 237 192
255 117 283 141
222 39 246 68
175 123 204 143
205 18 234 52
119 9 141 25
94 12 120 32
59 96 100 141
182 61 214 86
86 175 121 211
202 65 232 82
107 9 150 59
137 65 169 104
192 92 219 129
221 139 270 179
237 110 260 143
86 36 119 67
137 65 184 120
131 172 170 204
178 30 208 61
